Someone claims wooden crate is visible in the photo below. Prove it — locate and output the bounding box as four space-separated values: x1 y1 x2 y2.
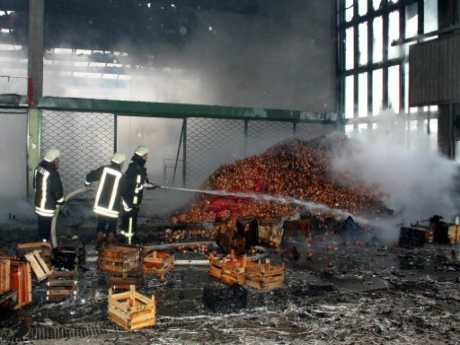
208 253 247 286
17 242 52 265
108 285 156 330
108 272 144 291
46 271 78 302
98 245 142 274
448 225 460 245
24 250 53 281
144 251 174 281
0 257 10 294
245 260 285 290
10 260 32 309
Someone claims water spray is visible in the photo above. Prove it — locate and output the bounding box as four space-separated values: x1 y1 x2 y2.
155 185 372 225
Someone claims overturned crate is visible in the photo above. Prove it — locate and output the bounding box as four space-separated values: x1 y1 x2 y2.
144 251 174 281
46 271 78 302
10 259 32 309
24 250 53 282
209 253 247 286
108 285 156 330
17 242 53 266
245 260 285 290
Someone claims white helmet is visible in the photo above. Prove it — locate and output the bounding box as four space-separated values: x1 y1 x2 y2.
44 148 60 162
111 152 127 165
134 145 149 157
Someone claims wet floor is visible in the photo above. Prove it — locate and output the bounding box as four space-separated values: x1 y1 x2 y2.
0 242 459 345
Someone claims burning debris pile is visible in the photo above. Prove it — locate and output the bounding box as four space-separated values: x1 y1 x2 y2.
172 136 390 225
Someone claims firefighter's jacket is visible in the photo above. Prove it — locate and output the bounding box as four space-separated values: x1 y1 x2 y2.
34 160 64 218
120 155 149 211
85 162 123 219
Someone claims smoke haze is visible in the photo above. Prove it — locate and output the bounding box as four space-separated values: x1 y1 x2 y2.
333 112 459 240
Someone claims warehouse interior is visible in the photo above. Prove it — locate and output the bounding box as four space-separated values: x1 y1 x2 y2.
0 1 459 344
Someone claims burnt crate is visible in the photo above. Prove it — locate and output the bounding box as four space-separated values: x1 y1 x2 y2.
10 260 32 309
245 260 285 290
108 285 156 330
209 253 247 286
259 219 284 248
46 271 78 302
0 257 10 294
107 272 144 291
98 245 142 274
399 227 429 249
143 251 174 281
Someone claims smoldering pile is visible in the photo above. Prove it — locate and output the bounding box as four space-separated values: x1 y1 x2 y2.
171 135 390 225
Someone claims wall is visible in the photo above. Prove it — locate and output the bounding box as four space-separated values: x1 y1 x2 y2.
0 111 27 201
40 0 337 113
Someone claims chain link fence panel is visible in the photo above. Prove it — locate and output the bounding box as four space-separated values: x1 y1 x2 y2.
186 118 336 188
41 110 115 193
186 118 246 188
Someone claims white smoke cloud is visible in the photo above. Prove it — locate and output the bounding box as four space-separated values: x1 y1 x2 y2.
333 111 460 233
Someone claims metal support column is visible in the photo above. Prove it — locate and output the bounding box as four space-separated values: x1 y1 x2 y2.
182 118 187 187
27 0 44 197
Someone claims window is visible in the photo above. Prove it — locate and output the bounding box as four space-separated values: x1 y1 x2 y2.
373 0 383 11
358 0 367 16
404 3 418 54
359 23 368 65
388 65 400 113
388 11 400 59
424 0 438 34
373 17 383 63
358 73 368 117
345 0 354 22
345 75 355 119
346 27 354 70
373 69 383 115
339 0 437 136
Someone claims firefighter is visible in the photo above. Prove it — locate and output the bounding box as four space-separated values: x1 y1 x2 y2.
34 148 64 242
120 145 159 244
85 152 127 248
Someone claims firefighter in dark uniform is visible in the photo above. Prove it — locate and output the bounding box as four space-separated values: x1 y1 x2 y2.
85 152 127 248
34 148 65 242
120 145 158 244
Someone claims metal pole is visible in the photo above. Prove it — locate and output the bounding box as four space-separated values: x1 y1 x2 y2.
113 113 118 153
26 0 44 197
172 119 184 185
182 118 187 187
244 119 249 156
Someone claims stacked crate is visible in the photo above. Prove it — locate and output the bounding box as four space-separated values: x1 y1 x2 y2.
46 271 78 302
98 245 143 290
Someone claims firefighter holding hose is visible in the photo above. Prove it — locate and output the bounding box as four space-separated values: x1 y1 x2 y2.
119 145 159 244
85 152 127 248
34 148 65 242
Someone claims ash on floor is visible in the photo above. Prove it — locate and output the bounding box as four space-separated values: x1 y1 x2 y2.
0 244 459 345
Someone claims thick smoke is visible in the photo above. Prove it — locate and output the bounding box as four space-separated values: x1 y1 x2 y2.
332 111 459 239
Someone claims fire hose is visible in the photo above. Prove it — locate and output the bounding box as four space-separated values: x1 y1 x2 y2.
50 187 92 248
